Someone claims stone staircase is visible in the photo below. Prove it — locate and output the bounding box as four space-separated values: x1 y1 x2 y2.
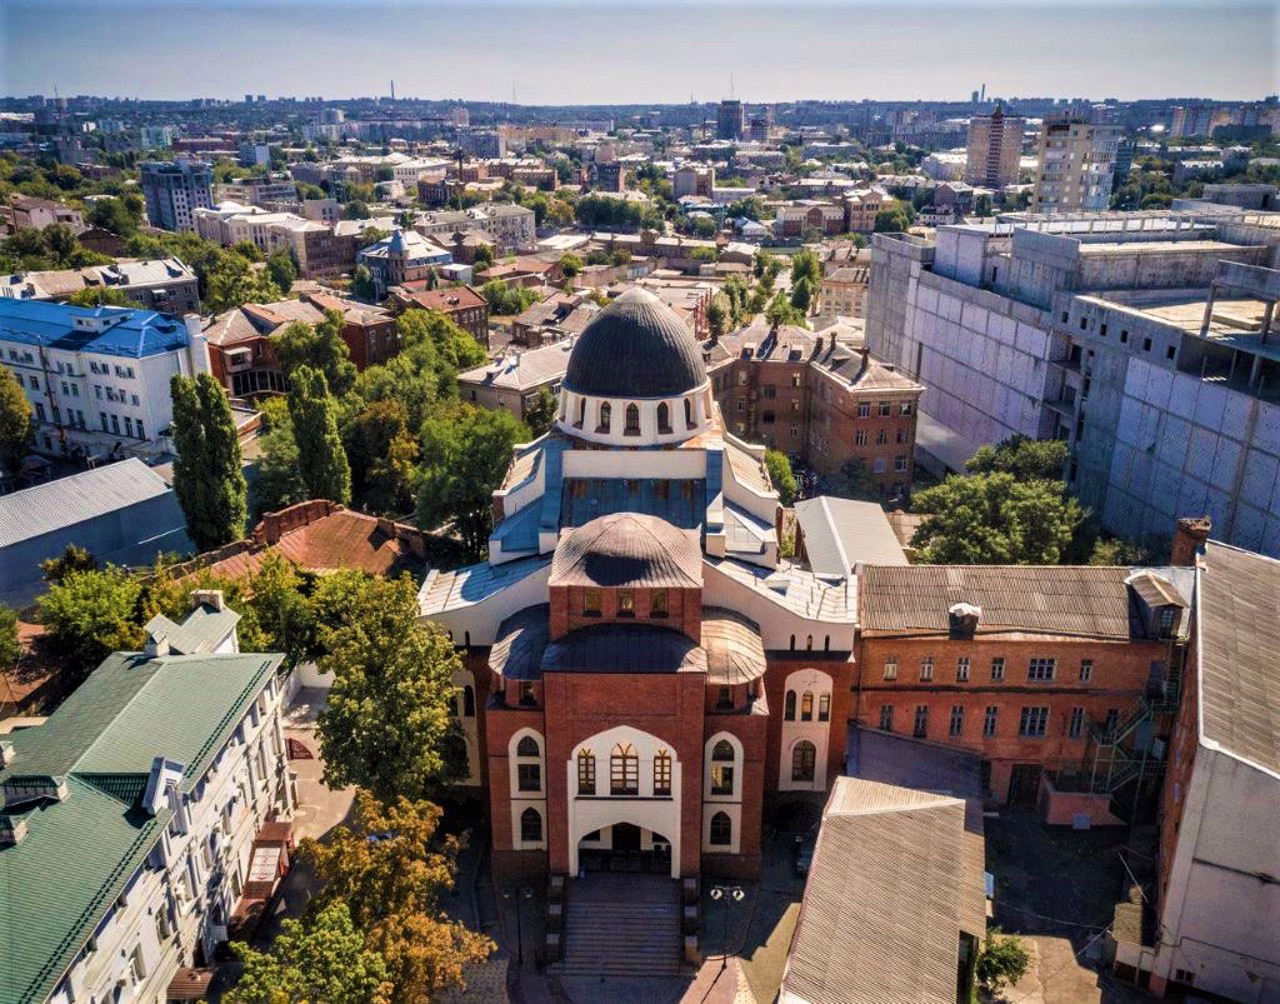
550 874 683 977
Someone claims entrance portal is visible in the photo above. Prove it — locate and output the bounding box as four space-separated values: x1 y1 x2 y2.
577 824 672 875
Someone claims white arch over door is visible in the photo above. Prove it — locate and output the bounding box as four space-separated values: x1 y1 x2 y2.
779 668 833 791
566 725 683 878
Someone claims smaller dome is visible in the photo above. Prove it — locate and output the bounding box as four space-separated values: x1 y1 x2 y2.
550 513 703 588
563 288 707 399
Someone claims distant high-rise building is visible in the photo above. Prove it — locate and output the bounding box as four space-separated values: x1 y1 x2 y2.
320 107 345 125
139 158 214 233
1030 117 1120 213
717 99 745 141
964 106 1025 188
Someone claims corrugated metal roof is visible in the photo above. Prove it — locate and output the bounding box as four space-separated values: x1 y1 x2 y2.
550 513 702 589
542 623 705 675
1198 542 1280 773
0 298 191 359
859 564 1139 639
702 607 766 685
489 604 550 681
795 496 908 576
782 776 986 1004
0 459 170 549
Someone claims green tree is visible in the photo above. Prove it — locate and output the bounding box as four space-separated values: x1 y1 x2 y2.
838 458 881 502
245 553 316 665
790 248 822 287
301 793 494 1000
480 280 538 316
966 434 1068 482
790 276 814 314
722 275 749 326
251 414 308 518
472 244 495 269
266 249 298 295
346 399 419 515
559 252 584 277
765 290 807 329
911 472 1086 565
170 373 249 552
350 263 377 302
204 253 283 313
396 308 487 375
0 605 21 670
523 385 557 438
316 574 466 799
976 929 1031 994
707 293 730 341
37 566 144 669
288 366 352 505
40 544 99 583
86 195 142 236
228 902 390 1004
874 204 913 233
765 449 798 505
274 310 357 396
0 366 33 474
65 287 141 308
417 402 528 558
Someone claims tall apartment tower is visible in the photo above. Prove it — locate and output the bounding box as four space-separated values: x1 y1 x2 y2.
717 99 745 141
139 158 214 233
963 106 1025 188
1030 118 1121 213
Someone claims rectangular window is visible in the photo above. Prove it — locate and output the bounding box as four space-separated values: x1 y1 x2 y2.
883 658 898 681
913 704 928 738
949 705 965 737
650 589 668 617
582 588 601 616
879 705 894 731
1079 659 1092 683
654 756 672 796
919 656 934 682
857 402 871 418
818 694 830 722
1019 706 1049 738
110 414 120 435
578 754 596 794
137 420 145 439
519 682 536 707
1104 708 1120 734
897 427 911 443
956 657 970 682
855 429 868 446
1069 707 1085 739
617 590 635 617
894 455 908 472
517 763 541 792
990 657 1005 682
1028 658 1056 681
983 706 998 737
900 401 913 416
878 402 892 417
717 686 733 710
711 764 734 795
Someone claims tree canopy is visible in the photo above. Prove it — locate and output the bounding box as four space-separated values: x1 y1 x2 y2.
966 434 1068 481
170 373 249 552
274 309 356 397
37 565 144 671
765 449 798 505
288 366 352 506
0 366 33 474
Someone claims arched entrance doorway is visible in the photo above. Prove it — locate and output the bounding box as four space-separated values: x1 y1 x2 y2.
577 822 673 875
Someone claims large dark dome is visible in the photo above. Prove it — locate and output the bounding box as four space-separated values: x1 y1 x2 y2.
563 287 707 398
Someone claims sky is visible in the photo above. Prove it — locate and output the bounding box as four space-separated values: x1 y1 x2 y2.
2 0 1277 105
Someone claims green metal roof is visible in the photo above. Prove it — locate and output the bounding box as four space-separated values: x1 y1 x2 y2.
0 647 282 1004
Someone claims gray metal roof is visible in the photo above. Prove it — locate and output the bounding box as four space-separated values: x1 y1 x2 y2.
1198 542 1280 773
0 459 170 549
550 513 702 589
702 607 766 685
795 496 908 576
542 623 706 675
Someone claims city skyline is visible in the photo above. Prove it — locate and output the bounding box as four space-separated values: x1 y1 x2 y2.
2 0 1277 105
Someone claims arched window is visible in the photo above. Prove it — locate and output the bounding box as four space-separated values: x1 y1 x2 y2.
824 635 830 652
576 396 586 427
709 811 732 846
625 402 640 435
464 631 471 648
463 685 476 718
710 739 735 795
784 691 797 721
806 635 813 651
653 749 672 796
517 736 539 757
516 735 541 792
801 692 814 721
577 749 596 795
789 635 796 651
818 694 830 722
610 742 639 795
792 740 817 783
684 397 694 429
598 401 611 433
520 807 543 843
657 401 671 433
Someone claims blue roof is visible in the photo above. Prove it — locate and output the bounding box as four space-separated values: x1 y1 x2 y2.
0 299 191 359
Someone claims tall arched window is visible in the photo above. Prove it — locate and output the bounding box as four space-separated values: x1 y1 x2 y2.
684 398 694 429
463 685 476 717
784 691 797 721
709 811 732 846
657 401 671 434
710 739 735 795
624 402 640 435
520 807 543 843
792 740 817 782
577 397 586 427
598 401 611 433
806 635 813 651
653 749 672 796
801 692 814 721
577 749 596 795
516 735 541 792
818 694 830 722
610 742 638 795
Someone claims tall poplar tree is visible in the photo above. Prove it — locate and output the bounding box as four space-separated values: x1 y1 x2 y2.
170 372 248 551
288 365 351 505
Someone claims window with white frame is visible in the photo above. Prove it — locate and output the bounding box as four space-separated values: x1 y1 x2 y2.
883 658 898 680
920 656 934 682
1027 658 1056 682
956 657 970 682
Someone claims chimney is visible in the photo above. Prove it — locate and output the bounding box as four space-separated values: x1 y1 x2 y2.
1171 517 1211 566
190 588 225 612
858 346 871 376
0 740 14 769
145 632 171 658
948 602 982 639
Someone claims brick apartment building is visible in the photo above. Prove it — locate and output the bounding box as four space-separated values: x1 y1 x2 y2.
387 285 490 347
855 562 1189 804
708 321 923 497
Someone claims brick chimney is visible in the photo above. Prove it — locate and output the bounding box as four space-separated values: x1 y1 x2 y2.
1171 516 1211 566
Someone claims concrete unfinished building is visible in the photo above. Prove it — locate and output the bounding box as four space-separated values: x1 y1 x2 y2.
865 209 1280 555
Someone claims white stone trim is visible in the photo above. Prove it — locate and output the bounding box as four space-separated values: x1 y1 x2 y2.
779 669 833 791
703 731 744 804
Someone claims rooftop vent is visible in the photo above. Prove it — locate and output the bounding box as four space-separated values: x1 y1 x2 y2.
948 602 982 639
0 815 29 846
0 741 13 769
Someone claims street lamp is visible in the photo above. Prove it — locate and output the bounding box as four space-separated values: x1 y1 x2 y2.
709 884 746 972
502 886 534 965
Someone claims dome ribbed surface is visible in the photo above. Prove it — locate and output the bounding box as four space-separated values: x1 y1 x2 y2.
563 287 706 398
550 513 703 588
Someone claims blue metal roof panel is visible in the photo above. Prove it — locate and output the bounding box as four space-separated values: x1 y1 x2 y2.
0 299 190 359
